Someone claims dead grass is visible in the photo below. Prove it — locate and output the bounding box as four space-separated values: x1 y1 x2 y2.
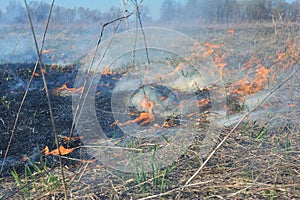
1 120 299 199
0 22 299 199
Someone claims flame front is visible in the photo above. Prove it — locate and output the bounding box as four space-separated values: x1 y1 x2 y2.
230 66 271 96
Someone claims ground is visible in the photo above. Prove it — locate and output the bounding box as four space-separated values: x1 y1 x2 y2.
0 23 299 199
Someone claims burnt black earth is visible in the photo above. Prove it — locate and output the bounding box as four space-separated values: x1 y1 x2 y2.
0 63 119 176
0 63 212 177
0 62 158 177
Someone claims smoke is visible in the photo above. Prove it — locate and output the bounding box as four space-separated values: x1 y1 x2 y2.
0 1 127 64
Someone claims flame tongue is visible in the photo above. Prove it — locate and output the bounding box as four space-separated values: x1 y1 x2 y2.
141 96 154 114
54 83 84 96
230 66 271 95
120 96 155 126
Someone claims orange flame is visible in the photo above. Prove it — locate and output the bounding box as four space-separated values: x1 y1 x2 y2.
230 66 271 95
199 98 211 107
33 69 47 76
214 55 227 78
55 83 84 94
272 40 300 70
203 49 214 57
289 103 296 108
59 135 83 142
42 145 75 156
50 64 57 70
120 97 155 126
102 66 115 75
41 68 47 74
204 42 222 49
41 49 53 54
174 62 185 72
227 29 235 34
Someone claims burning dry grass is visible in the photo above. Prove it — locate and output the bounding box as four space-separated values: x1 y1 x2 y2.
1 23 299 199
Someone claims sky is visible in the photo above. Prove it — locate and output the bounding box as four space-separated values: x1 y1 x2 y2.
0 0 184 19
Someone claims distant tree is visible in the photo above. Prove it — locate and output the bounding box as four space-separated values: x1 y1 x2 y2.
159 0 300 24
288 0 300 21
160 0 179 22
77 7 91 22
29 1 50 22
102 6 121 22
224 0 238 23
64 8 76 23
180 0 238 24
89 9 102 22
271 0 289 18
184 0 203 21
255 0 270 22
5 0 26 23
208 0 225 23
52 6 64 24
139 5 151 21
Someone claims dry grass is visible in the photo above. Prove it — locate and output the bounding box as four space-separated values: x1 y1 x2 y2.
1 119 299 199
0 20 299 200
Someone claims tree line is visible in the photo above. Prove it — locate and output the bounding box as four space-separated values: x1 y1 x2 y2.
160 0 300 24
0 1 122 24
0 0 299 25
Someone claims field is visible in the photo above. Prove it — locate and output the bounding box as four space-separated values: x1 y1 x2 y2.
0 21 299 199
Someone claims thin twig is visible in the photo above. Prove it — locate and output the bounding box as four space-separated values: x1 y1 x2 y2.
68 10 136 142
0 0 57 175
134 0 150 68
24 0 68 199
132 0 151 101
